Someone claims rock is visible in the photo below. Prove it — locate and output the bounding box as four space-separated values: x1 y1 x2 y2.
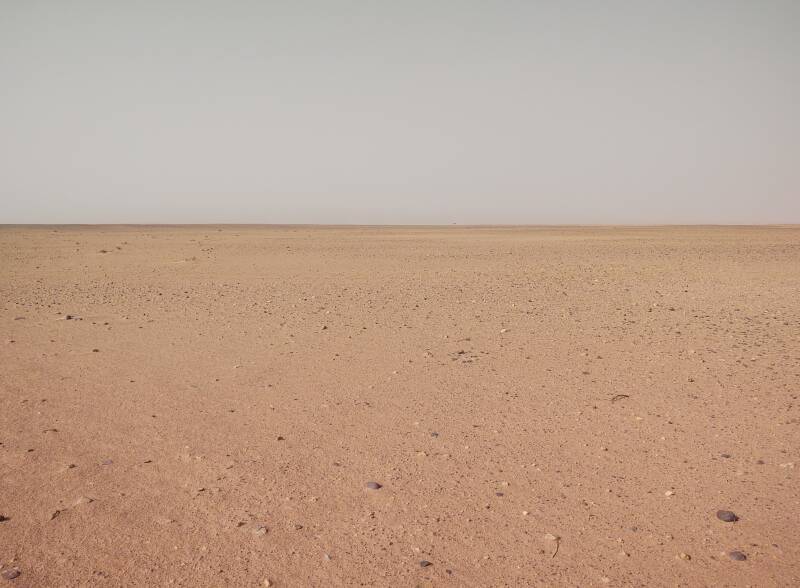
253 525 268 536
0 515 9 522
665 490 675 497
101 459 113 465
73 496 94 507
728 551 747 561
366 481 382 490
1 568 20 580
420 560 432 567
678 552 691 560
716 510 738 522
543 533 559 542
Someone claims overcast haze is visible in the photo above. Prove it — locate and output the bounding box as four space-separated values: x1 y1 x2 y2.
1 1 798 224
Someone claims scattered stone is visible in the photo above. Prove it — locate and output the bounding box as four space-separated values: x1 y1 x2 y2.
420 560 432 567
366 481 382 490
716 510 738 522
276 436 285 441
253 525 268 536
92 348 100 353
665 490 675 497
721 453 731 458
430 432 439 437
101 459 113 466
1 568 20 580
678 552 691 560
500 328 509 333
728 551 747 561
323 553 332 561
0 515 8 522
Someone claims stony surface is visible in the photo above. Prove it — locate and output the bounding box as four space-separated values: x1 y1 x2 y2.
0 225 798 586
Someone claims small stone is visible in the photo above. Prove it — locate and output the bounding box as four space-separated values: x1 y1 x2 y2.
323 553 332 561
716 510 738 522
728 551 747 561
678 552 691 560
1 568 21 580
92 348 100 353
73 496 94 506
0 515 9 522
101 459 113 465
253 525 268 536
500 328 509 333
262 580 272 587
420 560 432 567
543 533 559 542
665 490 675 497
521 511 529 516
276 436 285 441
366 481 382 490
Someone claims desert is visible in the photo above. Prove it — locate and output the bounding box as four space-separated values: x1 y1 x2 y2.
1 225 798 586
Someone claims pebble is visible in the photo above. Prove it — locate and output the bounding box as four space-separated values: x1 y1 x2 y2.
419 560 432 567
253 526 268 536
728 551 747 561
716 510 738 522
1 568 20 580
543 533 559 542
664 490 675 497
678 552 691 560
366 482 382 490
0 515 9 522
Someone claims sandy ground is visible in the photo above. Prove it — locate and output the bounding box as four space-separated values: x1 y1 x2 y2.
1 225 798 587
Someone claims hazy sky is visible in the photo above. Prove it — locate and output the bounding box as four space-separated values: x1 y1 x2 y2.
1 1 798 224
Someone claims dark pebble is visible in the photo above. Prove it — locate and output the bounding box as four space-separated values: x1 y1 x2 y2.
1 568 20 580
0 514 9 522
276 436 285 441
721 453 731 458
728 551 747 561
366 482 382 490
92 348 100 352
101 459 113 466
716 510 738 522
420 560 432 567
430 432 439 437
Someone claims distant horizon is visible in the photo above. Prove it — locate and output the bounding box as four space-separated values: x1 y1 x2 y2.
3 222 799 229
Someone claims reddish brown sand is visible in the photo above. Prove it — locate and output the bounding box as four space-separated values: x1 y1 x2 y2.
1 225 799 586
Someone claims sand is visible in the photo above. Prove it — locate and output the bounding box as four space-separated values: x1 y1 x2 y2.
1 225 798 586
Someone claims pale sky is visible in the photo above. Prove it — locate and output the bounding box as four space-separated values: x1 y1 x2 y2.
1 1 798 224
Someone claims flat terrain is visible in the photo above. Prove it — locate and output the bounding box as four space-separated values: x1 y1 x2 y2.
1 225 798 587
